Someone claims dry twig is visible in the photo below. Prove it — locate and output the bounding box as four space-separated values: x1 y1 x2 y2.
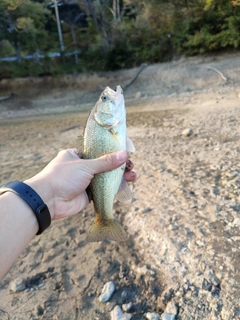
0 93 15 103
123 63 148 90
207 67 227 81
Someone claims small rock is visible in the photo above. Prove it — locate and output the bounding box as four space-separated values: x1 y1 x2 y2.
38 283 45 289
122 302 132 312
165 301 178 315
161 313 176 320
121 291 128 299
162 288 174 303
208 272 220 287
211 286 220 296
141 208 153 214
135 91 142 99
10 278 26 292
202 278 212 292
137 265 149 274
136 265 155 275
168 224 178 231
182 128 193 137
144 312 160 320
99 281 115 302
37 305 44 316
110 305 132 320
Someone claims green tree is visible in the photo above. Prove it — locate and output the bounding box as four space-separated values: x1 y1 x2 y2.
0 0 50 62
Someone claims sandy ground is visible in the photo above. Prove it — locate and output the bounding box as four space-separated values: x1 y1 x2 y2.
1 53 240 319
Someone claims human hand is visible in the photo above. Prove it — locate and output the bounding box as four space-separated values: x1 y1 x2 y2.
25 149 136 220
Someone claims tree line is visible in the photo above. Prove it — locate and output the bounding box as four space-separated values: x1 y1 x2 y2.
0 0 240 78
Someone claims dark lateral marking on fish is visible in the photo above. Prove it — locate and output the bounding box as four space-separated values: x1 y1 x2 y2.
108 128 120 143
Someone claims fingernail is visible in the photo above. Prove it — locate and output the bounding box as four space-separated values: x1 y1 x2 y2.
131 171 136 178
116 150 127 162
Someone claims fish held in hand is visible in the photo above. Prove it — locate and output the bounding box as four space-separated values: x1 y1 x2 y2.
81 85 135 242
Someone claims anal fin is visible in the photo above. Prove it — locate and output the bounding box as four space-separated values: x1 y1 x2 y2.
115 178 132 203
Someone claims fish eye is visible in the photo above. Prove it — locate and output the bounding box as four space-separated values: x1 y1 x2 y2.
101 95 107 102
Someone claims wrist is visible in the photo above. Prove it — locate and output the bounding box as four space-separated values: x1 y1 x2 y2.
0 192 39 278
1 191 39 235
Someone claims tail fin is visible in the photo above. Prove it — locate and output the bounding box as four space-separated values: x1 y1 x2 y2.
86 218 128 242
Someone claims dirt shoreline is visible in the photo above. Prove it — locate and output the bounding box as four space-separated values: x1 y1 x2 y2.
1 54 240 319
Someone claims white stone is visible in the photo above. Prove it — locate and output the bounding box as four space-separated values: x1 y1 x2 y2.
110 305 132 320
161 313 176 320
144 312 160 320
122 302 132 312
135 91 142 99
10 278 26 292
99 281 115 302
182 128 193 137
165 301 178 315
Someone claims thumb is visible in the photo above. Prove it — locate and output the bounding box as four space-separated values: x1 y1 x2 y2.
86 150 128 175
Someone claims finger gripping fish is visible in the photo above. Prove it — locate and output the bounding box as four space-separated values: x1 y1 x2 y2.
81 85 135 242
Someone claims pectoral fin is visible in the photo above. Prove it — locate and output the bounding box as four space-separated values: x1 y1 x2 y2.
86 217 128 242
126 136 135 153
76 134 83 146
76 135 84 156
115 177 132 203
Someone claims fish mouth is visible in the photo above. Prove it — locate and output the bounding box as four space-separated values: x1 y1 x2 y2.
102 85 123 101
94 85 125 128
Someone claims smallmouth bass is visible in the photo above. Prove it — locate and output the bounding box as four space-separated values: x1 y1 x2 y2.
81 85 135 242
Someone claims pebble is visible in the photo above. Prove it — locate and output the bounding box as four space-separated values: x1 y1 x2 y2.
135 91 142 99
137 265 155 275
182 128 193 137
144 312 160 320
110 305 132 320
10 278 26 292
121 291 128 299
141 207 153 214
208 272 220 287
202 278 212 291
99 281 115 302
165 301 178 315
122 302 132 312
161 314 176 320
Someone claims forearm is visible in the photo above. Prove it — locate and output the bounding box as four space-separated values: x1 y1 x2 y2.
0 149 133 279
0 192 39 279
